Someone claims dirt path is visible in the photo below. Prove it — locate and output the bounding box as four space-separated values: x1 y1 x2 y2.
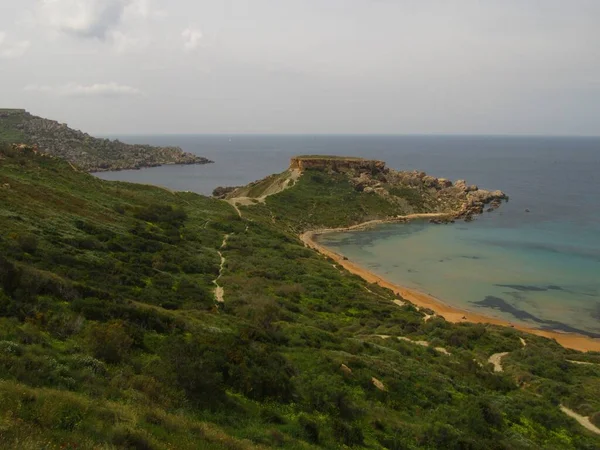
226 200 243 218
227 169 302 215
567 360 599 366
374 335 451 355
488 352 510 373
560 405 600 435
487 338 527 373
213 234 230 303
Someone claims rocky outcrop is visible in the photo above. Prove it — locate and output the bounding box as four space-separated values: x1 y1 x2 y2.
0 109 213 172
344 166 508 218
290 155 386 173
212 186 240 199
217 155 508 222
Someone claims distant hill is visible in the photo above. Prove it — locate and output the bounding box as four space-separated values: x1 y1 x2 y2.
0 109 212 172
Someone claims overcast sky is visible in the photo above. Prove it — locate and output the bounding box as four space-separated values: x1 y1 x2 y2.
1 0 599 135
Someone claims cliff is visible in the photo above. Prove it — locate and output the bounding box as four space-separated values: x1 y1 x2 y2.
0 109 212 172
290 155 386 172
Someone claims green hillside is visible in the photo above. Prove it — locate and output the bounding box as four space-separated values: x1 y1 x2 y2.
0 144 599 449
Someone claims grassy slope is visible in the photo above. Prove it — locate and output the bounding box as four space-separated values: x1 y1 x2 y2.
0 112 26 143
244 170 419 233
0 146 599 449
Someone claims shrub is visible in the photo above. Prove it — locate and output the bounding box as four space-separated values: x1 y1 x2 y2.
16 233 38 254
86 320 133 364
111 426 156 450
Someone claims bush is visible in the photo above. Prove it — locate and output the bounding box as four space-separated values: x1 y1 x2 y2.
16 233 38 254
298 415 319 444
86 320 133 364
161 335 226 408
111 426 156 450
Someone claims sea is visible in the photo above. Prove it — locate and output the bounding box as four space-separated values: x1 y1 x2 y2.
96 135 600 337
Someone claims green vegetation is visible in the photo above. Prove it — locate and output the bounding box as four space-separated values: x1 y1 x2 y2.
0 110 26 142
243 170 413 232
0 144 599 449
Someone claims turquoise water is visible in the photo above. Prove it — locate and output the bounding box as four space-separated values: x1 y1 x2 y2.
95 135 600 337
317 217 600 337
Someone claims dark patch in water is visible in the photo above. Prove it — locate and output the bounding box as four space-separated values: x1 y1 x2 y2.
496 284 548 292
591 303 600 321
460 255 482 260
471 296 600 339
547 285 564 291
473 296 540 322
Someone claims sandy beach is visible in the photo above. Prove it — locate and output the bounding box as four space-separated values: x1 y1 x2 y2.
300 216 600 353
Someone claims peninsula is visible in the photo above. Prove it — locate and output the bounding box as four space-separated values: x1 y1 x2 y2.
0 109 212 172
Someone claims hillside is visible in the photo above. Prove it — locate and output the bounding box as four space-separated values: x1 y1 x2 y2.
0 109 212 171
1 145 599 449
224 155 508 232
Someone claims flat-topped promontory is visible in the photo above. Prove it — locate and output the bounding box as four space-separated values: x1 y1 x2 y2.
290 155 386 172
216 154 508 229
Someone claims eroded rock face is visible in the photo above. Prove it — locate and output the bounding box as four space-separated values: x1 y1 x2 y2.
290 156 386 173
286 156 508 219
212 186 240 199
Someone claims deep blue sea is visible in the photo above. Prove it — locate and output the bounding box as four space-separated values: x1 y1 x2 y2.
96 135 600 337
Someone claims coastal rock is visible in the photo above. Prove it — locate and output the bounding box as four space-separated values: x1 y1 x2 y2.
213 186 240 199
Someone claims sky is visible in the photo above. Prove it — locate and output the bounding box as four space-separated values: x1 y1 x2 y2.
1 0 599 135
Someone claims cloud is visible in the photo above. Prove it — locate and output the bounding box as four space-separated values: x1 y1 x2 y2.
39 0 131 40
0 31 31 58
24 82 143 98
182 27 203 51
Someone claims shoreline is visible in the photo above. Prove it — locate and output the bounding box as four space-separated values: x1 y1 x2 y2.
300 215 600 353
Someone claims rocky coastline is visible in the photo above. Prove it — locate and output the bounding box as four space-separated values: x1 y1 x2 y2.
0 109 213 172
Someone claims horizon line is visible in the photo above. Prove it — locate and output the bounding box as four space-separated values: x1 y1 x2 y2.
96 132 600 139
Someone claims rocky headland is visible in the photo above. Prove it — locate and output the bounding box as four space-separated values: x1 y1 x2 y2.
219 155 508 226
0 109 212 172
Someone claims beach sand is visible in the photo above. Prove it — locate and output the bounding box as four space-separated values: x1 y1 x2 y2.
300 217 600 353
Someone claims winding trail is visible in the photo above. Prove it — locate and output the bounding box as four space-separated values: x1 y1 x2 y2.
560 405 600 435
488 352 510 373
567 360 599 366
484 340 600 434
373 335 451 355
488 337 527 373
227 200 243 218
213 234 230 303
